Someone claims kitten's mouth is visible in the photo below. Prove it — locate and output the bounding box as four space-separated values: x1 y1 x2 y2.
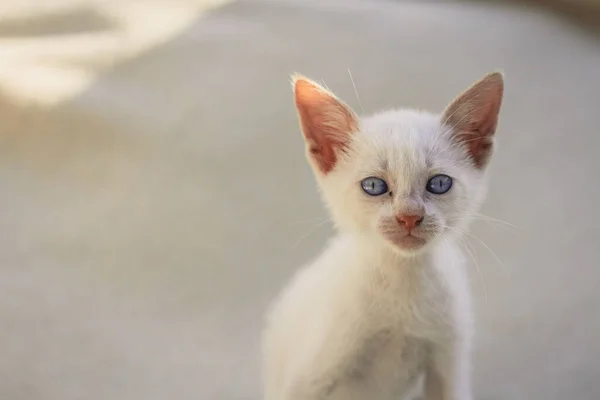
378 221 435 252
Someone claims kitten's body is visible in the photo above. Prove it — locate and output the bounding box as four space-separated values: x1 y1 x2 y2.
263 74 504 400
264 234 471 400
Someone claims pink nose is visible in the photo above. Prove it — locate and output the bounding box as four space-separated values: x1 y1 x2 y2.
396 214 424 231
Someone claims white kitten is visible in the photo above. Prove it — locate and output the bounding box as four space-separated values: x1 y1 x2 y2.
262 72 504 400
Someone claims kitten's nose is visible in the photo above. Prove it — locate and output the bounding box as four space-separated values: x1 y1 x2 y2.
396 214 424 231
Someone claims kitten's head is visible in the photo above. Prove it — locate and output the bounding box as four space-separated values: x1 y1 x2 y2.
293 72 504 255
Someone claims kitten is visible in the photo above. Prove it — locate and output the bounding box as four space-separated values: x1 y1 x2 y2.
262 72 504 400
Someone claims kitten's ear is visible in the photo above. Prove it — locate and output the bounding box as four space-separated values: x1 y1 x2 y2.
442 72 504 168
292 74 358 174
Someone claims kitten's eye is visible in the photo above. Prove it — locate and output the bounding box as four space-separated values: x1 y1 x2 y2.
426 174 453 194
361 177 389 196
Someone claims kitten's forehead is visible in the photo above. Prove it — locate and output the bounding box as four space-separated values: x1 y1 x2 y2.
361 109 443 142
357 109 448 171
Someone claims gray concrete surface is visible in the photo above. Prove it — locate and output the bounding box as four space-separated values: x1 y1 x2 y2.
0 0 599 399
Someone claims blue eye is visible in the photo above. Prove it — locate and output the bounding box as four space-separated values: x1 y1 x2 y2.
426 174 453 194
361 177 389 196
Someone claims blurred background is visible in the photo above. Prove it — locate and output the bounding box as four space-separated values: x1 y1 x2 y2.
0 0 599 399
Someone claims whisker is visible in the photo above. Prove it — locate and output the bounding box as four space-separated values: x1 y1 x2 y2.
292 218 332 249
347 68 364 114
288 216 330 226
451 226 510 278
444 225 488 306
445 212 519 230
445 216 516 230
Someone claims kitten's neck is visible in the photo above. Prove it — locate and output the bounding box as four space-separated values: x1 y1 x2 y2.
341 232 434 268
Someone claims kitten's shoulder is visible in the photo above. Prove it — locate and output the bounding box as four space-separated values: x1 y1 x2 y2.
264 234 361 320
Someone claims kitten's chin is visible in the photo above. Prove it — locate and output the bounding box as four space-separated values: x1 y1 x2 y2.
396 234 427 250
382 233 428 254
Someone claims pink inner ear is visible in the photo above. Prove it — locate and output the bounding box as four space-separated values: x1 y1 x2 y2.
294 78 358 174
455 129 494 168
443 73 504 168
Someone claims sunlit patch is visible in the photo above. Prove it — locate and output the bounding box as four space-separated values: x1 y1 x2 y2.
0 0 233 105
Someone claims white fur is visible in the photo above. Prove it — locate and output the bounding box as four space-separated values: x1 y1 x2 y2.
262 106 493 400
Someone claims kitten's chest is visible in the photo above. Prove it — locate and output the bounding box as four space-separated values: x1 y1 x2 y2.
338 327 428 400
339 270 447 398
359 262 451 337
